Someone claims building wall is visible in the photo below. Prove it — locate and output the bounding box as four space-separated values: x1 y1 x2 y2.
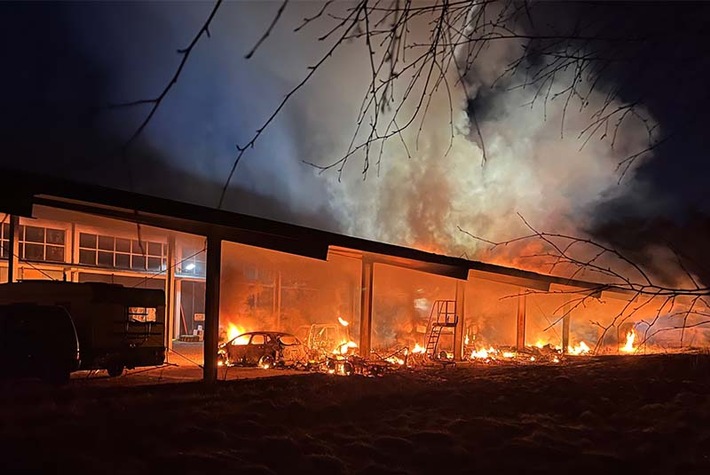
1 206 208 349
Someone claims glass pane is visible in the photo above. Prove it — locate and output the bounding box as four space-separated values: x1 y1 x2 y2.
115 253 130 268
79 249 96 265
147 242 163 257
24 243 44 260
98 236 114 251
46 228 65 245
1 241 8 259
131 255 146 270
250 334 265 345
115 238 130 253
24 226 44 244
79 233 96 249
195 263 205 276
147 257 161 271
231 334 250 345
131 240 145 254
98 251 114 267
46 245 65 262
1 223 7 237
279 335 299 345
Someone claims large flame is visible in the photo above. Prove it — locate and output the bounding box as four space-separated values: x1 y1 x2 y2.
620 330 636 353
227 323 247 341
568 341 591 355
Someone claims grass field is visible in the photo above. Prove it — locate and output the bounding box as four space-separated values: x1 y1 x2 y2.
1 354 709 474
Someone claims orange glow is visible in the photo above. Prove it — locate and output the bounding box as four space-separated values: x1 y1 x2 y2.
568 341 590 355
335 340 358 355
470 347 495 359
227 323 247 341
620 330 636 353
411 343 427 354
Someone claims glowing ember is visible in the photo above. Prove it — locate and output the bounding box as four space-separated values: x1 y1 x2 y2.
385 356 405 365
338 317 349 327
620 330 637 353
335 340 358 355
464 335 470 345
502 351 515 358
411 343 426 354
470 347 495 359
568 341 591 355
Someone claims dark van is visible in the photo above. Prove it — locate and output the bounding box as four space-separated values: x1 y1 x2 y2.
0 303 80 384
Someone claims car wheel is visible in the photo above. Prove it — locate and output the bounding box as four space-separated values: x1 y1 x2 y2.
107 364 124 377
258 354 275 369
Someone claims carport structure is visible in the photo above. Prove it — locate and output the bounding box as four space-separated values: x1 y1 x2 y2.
1 169 624 381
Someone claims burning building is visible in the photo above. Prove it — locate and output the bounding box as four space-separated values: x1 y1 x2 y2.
1 169 708 381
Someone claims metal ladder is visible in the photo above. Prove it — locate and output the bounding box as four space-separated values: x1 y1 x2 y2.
425 300 458 358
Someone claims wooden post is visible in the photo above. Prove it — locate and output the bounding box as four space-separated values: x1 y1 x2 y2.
562 297 571 354
203 235 222 383
516 289 527 351
359 258 374 358
165 234 176 351
7 215 20 283
454 279 467 360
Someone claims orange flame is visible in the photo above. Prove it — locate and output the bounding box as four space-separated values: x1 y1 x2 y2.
334 340 358 355
411 343 427 354
620 330 636 353
227 323 247 341
568 341 590 355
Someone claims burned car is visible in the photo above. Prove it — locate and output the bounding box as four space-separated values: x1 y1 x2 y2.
218 331 307 369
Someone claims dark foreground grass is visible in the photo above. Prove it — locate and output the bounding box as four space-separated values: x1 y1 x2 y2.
1 354 709 474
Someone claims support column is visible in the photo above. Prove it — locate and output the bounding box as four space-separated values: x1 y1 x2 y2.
273 271 282 330
165 234 176 351
359 258 374 358
562 297 571 354
516 289 527 351
203 235 222 383
454 279 467 360
7 215 20 283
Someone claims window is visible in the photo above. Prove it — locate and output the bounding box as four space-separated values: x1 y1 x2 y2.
1 224 66 262
179 245 206 276
79 232 166 271
231 334 250 346
128 307 157 323
250 334 266 345
0 223 9 259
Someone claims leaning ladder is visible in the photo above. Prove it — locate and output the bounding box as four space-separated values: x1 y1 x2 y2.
424 300 458 358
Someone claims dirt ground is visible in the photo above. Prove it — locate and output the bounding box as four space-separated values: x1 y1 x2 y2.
1 354 709 474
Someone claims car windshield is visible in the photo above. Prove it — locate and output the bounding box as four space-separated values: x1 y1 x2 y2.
231 334 251 346
278 335 299 346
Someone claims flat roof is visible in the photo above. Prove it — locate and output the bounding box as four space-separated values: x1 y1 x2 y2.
0 167 620 294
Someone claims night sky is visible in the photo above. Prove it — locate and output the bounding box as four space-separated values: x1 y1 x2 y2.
1 1 709 283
